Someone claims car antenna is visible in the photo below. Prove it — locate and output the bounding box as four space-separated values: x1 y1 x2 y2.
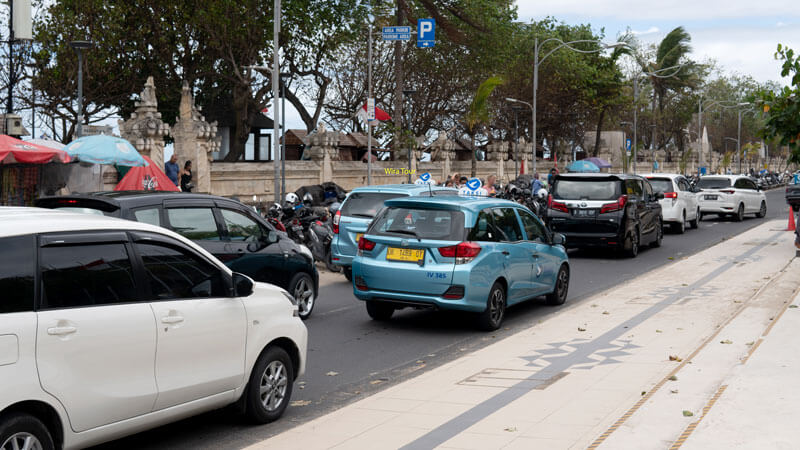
428 182 433 196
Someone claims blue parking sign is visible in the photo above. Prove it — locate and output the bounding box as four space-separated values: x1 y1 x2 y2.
417 18 435 48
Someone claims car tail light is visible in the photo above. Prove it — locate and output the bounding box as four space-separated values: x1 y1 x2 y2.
354 276 368 291
58 199 78 204
547 194 568 213
332 210 340 233
600 195 628 214
720 189 735 195
438 242 481 264
358 236 376 251
663 192 677 199
442 285 465 299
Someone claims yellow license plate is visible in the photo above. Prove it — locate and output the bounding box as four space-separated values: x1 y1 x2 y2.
386 247 425 263
355 233 363 243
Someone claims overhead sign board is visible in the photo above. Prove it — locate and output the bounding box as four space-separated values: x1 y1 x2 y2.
382 26 411 41
417 18 435 48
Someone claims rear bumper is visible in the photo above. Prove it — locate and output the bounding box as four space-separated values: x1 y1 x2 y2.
558 231 623 248
352 288 485 313
699 201 736 214
785 193 800 205
659 200 684 223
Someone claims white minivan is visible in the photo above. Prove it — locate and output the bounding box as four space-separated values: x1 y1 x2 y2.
0 208 307 450
697 175 768 221
642 173 700 233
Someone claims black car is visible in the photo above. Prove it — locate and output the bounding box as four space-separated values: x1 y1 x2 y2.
786 182 800 212
546 174 664 257
36 191 319 318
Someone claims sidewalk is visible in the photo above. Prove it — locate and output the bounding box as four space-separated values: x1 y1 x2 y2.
250 219 798 450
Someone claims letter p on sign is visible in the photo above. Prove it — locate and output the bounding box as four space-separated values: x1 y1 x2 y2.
417 18 435 48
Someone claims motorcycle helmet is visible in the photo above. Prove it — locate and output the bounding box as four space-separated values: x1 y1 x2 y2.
536 188 548 199
268 202 282 218
303 192 314 206
285 192 300 206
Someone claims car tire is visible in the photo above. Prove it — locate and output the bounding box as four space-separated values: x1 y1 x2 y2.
624 228 640 258
343 266 353 282
289 272 315 320
325 248 341 273
675 211 685 234
756 201 767 218
0 413 55 450
245 346 294 424
734 203 745 222
650 219 663 248
689 208 700 228
545 265 570 306
477 282 506 331
792 205 799 213
366 301 394 321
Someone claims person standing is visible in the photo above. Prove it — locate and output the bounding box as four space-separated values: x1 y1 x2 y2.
532 172 544 193
547 168 558 186
180 160 194 192
164 154 180 187
486 175 497 196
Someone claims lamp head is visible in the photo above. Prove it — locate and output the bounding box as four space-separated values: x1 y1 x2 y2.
69 40 94 51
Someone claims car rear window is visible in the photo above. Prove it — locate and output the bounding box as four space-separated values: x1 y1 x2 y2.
370 207 466 241
340 192 406 218
698 178 731 189
552 179 620 200
647 178 674 193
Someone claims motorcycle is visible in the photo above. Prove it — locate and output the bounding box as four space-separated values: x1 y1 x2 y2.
282 196 340 272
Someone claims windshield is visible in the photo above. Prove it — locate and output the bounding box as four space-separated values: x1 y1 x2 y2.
698 178 731 189
552 179 620 200
340 192 406 218
647 178 674 193
369 207 466 241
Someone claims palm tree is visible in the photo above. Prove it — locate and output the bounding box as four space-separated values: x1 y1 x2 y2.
465 76 504 176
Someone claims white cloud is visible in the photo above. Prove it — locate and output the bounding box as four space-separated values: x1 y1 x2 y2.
631 26 659 35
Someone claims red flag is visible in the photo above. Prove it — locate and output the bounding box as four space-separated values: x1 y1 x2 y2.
359 103 392 121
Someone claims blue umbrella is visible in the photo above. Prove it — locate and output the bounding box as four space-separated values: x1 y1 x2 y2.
567 160 600 173
64 135 147 167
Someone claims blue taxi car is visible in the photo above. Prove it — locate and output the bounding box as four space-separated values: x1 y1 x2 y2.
351 196 570 330
332 184 457 281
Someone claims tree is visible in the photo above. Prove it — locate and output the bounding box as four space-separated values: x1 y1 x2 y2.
753 44 800 162
465 76 503 176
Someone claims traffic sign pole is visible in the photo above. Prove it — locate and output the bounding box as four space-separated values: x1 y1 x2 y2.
367 26 373 185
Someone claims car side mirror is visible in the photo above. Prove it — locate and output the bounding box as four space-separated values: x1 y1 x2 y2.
232 272 254 297
267 230 279 244
552 233 566 246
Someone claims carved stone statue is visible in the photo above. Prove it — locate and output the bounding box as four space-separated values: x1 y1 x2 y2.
118 76 170 170
171 80 220 193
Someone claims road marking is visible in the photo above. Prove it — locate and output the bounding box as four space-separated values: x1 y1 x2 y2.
668 385 728 449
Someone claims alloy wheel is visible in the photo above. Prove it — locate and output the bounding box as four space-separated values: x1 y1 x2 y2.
1 433 43 450
294 278 314 316
259 360 289 412
489 289 505 325
556 267 569 302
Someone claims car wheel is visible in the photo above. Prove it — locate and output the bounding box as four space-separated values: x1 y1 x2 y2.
245 346 294 424
289 273 315 320
325 249 341 273
650 219 663 248
624 228 640 258
689 208 700 228
756 201 767 218
477 282 506 331
343 266 353 282
366 301 394 321
734 203 745 222
675 211 685 234
545 265 570 306
0 413 55 450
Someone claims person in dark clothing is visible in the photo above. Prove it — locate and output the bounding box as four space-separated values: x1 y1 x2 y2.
180 160 193 192
164 154 179 186
548 168 558 186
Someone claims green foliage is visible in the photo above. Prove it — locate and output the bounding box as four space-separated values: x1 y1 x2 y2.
753 44 800 162
466 76 504 133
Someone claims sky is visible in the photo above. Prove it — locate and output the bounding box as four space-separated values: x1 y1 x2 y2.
514 0 800 85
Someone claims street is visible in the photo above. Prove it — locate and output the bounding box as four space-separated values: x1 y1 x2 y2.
97 188 786 449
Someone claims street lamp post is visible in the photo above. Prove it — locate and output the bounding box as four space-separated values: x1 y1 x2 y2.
531 38 626 175
512 106 523 178
505 97 532 174
69 41 94 138
631 64 684 174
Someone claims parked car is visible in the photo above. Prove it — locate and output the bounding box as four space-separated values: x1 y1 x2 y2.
351 196 569 331
642 173 700 233
697 175 767 221
36 191 319 319
331 184 457 281
0 207 307 450
546 173 664 257
786 181 800 212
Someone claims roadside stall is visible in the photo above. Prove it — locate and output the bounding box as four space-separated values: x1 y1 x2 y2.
0 135 71 205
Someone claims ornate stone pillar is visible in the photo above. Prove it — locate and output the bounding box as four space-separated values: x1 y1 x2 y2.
118 76 170 169
171 81 220 193
303 124 340 183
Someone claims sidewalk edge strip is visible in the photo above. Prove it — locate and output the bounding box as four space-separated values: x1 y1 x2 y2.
668 385 728 449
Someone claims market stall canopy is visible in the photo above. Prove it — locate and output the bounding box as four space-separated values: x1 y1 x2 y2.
0 135 71 164
584 157 612 169
27 138 66 150
64 135 146 167
567 160 600 173
115 156 179 192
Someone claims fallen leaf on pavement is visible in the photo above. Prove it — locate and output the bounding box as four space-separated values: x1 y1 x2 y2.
683 410 694 417
790 305 798 309
681 283 688 286
669 375 678 381
602 311 610 315
669 355 682 361
416 360 424 364
746 341 754 346
668 257 674 260
326 371 339 376
578 327 586 332
720 339 733 344
291 400 312 407
370 380 384 385
656 329 663 333
733 300 742 303
670 389 679 394
641 391 646 396
504 427 517 432
591 304 599 308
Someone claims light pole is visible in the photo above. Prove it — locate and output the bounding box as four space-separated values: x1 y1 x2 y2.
402 88 416 183
272 0 281 203
511 105 523 178
69 40 94 138
531 38 626 174
505 97 532 174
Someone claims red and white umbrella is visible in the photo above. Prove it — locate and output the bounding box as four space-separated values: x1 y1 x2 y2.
0 135 71 164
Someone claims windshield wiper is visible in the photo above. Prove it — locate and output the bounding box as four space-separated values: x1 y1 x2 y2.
386 228 422 241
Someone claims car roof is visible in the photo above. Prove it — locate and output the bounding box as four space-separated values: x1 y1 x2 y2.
384 195 521 213
349 184 455 194
36 191 248 209
641 173 683 180
555 173 639 180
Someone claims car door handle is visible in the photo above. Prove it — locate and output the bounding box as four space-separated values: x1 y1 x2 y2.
161 316 184 324
531 253 539 259
47 326 77 336
502 250 510 255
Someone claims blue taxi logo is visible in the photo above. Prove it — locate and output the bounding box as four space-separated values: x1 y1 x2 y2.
466 178 481 190
420 172 431 182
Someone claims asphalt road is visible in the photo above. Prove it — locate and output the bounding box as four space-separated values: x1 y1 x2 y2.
100 188 786 450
